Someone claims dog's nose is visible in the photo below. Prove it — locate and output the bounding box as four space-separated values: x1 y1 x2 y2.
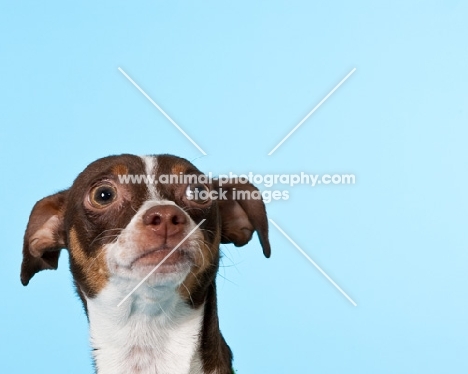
142 205 187 237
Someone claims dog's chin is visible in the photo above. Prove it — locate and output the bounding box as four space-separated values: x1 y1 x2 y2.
109 247 194 285
130 247 191 269
133 263 191 288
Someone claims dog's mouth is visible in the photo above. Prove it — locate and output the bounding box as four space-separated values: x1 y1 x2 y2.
130 246 192 271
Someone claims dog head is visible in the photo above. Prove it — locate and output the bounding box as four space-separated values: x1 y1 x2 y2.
20 154 270 306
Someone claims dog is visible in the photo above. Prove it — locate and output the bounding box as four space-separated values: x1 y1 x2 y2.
20 154 270 374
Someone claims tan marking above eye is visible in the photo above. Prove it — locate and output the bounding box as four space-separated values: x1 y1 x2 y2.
171 164 187 175
112 164 129 176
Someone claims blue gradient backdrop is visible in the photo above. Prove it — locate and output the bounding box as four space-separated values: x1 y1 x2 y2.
1 1 467 373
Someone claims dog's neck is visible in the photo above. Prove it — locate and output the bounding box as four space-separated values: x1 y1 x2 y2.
85 278 205 374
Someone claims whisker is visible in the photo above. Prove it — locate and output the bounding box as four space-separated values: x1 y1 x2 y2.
85 233 122 274
216 272 239 287
181 282 195 306
84 249 107 275
89 234 120 248
89 228 124 247
189 270 202 287
157 302 175 324
199 228 216 236
195 241 206 268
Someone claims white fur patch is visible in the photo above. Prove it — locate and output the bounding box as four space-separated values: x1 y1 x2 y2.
87 186 206 374
86 279 204 374
141 156 159 200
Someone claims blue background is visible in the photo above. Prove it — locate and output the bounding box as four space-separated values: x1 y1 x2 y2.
1 1 467 373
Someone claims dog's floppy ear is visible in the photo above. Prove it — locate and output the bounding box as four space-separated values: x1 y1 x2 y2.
21 190 68 286
214 179 271 258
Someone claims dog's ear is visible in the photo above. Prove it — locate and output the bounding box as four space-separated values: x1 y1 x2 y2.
214 179 271 258
21 190 68 286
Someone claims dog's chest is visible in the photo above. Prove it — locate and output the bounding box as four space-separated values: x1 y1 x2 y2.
86 282 204 374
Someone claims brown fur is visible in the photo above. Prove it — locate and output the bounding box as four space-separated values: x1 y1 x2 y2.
69 228 109 298
21 153 271 374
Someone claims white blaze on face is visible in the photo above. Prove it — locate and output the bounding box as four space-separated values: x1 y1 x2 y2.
141 155 159 200
85 156 205 374
103 155 200 286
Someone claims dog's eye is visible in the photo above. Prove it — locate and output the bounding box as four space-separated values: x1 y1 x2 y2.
185 184 210 203
89 185 117 208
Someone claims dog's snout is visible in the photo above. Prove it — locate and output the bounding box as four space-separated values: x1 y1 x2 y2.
142 205 187 237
